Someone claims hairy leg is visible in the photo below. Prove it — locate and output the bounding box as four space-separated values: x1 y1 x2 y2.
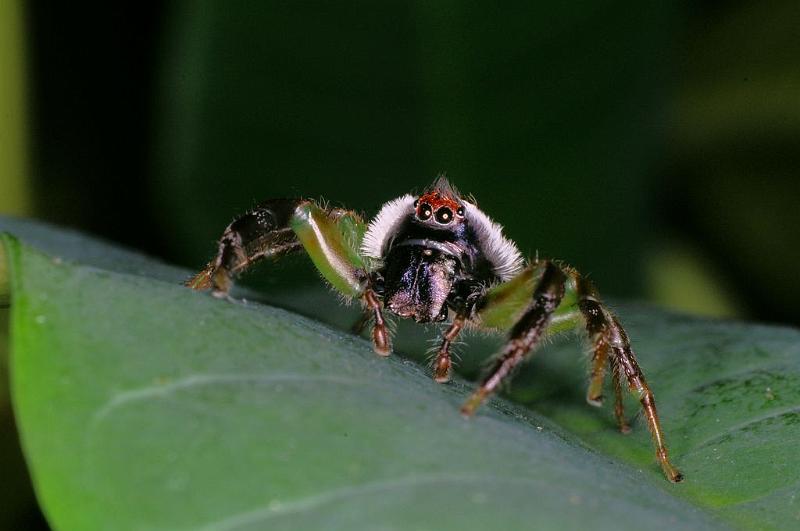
586 340 609 407
611 357 631 434
363 287 391 355
188 197 394 355
187 199 369 295
186 199 304 297
577 277 682 482
432 313 466 383
461 262 566 415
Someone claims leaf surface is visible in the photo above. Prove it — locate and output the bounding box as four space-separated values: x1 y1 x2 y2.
2 218 799 530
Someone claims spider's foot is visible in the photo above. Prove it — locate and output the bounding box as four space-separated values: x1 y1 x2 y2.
658 450 684 483
184 268 213 290
372 326 391 357
433 355 451 383
460 388 489 417
185 266 235 302
373 345 391 357
663 463 684 483
586 394 604 407
619 423 632 435
186 265 233 300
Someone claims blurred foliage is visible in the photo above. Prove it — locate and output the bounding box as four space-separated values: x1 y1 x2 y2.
645 239 745 318
0 0 30 216
24 3 160 252
0 2 39 527
663 0 800 324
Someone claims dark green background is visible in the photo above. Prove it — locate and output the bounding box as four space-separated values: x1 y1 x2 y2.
23 1 800 325
4 1 800 528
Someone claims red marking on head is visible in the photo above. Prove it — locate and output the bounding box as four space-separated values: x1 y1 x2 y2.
416 191 462 223
419 192 459 212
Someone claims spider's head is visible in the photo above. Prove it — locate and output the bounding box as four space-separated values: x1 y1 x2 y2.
413 177 465 228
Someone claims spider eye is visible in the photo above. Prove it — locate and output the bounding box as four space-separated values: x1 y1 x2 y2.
413 199 419 208
456 206 464 217
418 203 432 220
435 207 453 224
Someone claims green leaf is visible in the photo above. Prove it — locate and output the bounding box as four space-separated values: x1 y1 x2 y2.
3 219 799 530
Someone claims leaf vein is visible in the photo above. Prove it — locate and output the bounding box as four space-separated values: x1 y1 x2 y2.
89 373 368 428
197 474 550 531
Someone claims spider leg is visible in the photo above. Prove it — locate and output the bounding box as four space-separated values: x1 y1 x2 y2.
363 287 391 355
461 261 566 415
293 202 390 353
586 339 609 407
432 313 467 382
576 277 682 482
464 259 681 482
186 199 304 297
611 357 631 434
187 199 390 355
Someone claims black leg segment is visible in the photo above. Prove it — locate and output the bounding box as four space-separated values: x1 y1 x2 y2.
461 261 566 415
185 199 305 296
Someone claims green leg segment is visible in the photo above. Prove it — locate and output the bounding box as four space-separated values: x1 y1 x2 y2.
290 201 367 298
476 261 580 333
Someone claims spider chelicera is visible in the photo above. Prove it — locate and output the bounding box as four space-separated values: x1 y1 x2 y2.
187 177 683 482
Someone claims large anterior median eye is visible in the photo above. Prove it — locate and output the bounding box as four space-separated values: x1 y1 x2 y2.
435 207 453 224
418 203 432 220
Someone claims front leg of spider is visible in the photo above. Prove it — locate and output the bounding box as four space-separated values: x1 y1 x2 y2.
432 313 467 382
187 198 391 355
461 261 566 415
186 199 304 297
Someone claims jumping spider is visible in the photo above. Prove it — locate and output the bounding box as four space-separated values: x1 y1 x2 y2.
187 177 683 483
